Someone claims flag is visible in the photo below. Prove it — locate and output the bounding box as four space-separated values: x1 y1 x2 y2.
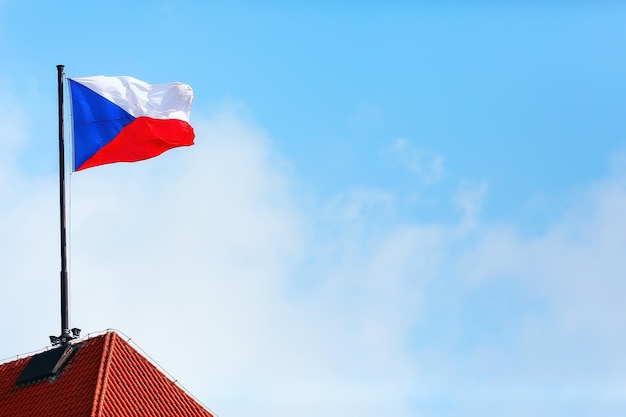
69 75 195 171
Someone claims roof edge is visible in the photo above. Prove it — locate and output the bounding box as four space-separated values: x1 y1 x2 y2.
91 331 116 417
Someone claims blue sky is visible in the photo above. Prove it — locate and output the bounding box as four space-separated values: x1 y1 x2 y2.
2 1 626 416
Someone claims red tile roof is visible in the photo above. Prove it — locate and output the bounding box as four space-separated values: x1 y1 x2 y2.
0 331 214 417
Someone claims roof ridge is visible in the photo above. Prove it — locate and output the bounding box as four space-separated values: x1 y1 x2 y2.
91 331 117 417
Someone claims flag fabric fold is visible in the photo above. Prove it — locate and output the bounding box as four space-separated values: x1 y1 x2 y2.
69 75 194 171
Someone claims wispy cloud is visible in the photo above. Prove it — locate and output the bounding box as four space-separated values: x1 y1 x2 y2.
389 138 445 185
454 179 489 235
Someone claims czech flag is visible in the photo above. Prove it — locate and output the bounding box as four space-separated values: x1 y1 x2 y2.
69 75 195 171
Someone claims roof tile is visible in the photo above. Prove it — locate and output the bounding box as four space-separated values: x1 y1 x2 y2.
0 331 214 417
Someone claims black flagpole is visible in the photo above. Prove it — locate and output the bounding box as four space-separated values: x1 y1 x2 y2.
52 64 79 346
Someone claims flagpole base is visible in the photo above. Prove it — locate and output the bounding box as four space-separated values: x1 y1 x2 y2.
49 328 81 346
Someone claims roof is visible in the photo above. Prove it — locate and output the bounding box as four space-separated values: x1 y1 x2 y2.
0 331 214 417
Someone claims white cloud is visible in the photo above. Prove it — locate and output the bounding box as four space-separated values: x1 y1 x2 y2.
440 162 626 414
0 94 29 199
2 99 626 417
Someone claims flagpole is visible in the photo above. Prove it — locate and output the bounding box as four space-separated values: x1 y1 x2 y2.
52 64 79 346
57 64 71 344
